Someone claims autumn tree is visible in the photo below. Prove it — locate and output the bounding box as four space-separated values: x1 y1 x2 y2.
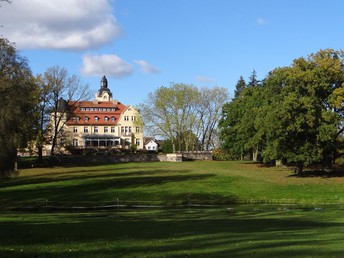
0 37 39 174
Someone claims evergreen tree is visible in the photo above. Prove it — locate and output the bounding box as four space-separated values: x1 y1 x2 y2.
247 69 259 87
234 76 246 98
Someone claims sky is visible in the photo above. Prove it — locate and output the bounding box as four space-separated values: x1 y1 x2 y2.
1 0 344 106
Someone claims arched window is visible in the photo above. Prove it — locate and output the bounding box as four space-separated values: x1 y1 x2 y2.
111 116 115 122
94 116 99 122
104 116 109 122
84 116 89 122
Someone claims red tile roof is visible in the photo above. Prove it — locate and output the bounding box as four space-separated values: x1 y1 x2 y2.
65 100 127 126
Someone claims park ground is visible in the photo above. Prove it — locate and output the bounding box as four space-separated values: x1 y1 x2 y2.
1 161 344 257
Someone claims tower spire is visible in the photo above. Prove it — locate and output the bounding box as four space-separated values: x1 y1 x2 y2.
100 75 108 88
96 75 112 101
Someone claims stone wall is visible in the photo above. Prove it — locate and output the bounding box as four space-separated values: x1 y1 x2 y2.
48 151 212 165
181 151 213 161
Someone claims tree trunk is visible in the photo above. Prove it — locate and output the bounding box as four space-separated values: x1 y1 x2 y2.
275 159 283 167
50 133 57 156
252 145 259 162
38 146 43 163
294 162 303 174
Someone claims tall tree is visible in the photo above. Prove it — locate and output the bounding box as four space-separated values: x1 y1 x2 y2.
41 66 91 156
219 84 263 161
197 86 229 150
251 49 344 172
234 76 246 98
247 69 259 88
139 83 200 152
0 36 38 174
34 74 51 162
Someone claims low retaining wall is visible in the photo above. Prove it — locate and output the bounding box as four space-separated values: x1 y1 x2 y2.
43 152 212 165
181 151 212 161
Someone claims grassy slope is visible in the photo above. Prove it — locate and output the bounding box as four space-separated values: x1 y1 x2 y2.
1 208 344 257
2 161 344 257
1 161 344 207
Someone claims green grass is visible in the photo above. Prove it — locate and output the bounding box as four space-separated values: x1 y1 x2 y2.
2 161 344 257
1 207 344 257
2 161 344 207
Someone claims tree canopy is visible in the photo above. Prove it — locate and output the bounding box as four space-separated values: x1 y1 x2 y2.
0 37 38 174
139 83 229 152
220 49 344 172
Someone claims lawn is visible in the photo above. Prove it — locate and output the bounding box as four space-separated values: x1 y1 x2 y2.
2 160 344 208
1 161 344 257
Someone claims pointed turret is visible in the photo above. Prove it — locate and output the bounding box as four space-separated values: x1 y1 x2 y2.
96 75 113 101
100 75 108 88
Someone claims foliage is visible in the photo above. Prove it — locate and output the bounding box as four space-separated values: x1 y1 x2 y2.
234 75 246 98
0 37 38 175
197 86 229 150
220 76 263 161
160 139 174 153
211 148 237 160
220 49 344 172
139 83 229 152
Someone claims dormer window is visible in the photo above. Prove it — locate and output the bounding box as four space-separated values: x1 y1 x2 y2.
111 116 115 122
104 116 108 122
72 117 79 122
84 116 89 122
94 116 99 122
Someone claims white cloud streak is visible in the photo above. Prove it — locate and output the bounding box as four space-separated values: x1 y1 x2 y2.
81 54 133 78
0 0 121 50
257 17 268 26
135 60 160 74
195 76 214 83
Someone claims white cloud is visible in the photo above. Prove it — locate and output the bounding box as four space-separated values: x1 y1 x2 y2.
135 60 160 74
195 76 214 83
0 0 121 50
81 54 133 78
257 18 268 26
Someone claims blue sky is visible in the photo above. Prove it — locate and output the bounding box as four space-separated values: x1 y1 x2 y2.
1 0 344 106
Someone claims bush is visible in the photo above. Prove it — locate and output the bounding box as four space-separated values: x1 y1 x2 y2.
212 148 238 161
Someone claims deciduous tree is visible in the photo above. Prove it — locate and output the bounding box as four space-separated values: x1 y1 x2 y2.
0 37 38 174
40 66 91 156
139 83 199 152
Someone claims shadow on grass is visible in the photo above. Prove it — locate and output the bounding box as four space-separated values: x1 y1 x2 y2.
1 165 168 188
0 208 344 257
289 169 344 178
0 169 216 208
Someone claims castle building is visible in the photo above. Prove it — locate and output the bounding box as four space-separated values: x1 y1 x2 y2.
48 76 143 154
